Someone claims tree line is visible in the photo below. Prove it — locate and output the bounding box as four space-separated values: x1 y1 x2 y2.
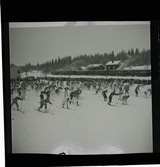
20 48 151 73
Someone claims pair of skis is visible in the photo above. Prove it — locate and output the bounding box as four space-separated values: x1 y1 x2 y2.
34 109 54 115
34 103 53 115
11 107 25 114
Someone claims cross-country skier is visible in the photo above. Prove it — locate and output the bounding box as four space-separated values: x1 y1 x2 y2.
38 91 52 112
69 90 75 104
94 86 102 95
101 89 108 101
123 84 130 95
39 91 44 101
17 86 22 96
62 87 70 109
11 87 14 97
21 86 30 100
31 82 34 90
108 89 119 105
118 85 123 101
121 92 129 105
72 88 81 106
135 85 140 97
11 96 23 111
144 88 151 98
55 86 63 95
108 91 115 105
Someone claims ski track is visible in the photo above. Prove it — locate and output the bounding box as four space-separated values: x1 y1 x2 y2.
11 84 152 154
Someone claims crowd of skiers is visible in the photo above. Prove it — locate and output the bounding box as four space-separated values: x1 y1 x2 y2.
10 77 151 112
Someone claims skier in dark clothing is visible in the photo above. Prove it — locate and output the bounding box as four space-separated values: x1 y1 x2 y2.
101 89 107 101
38 91 52 112
135 85 140 97
108 91 115 105
108 90 119 105
17 87 22 96
39 91 44 101
11 96 23 111
69 91 75 104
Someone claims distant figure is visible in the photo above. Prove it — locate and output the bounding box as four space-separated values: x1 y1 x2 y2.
17 87 22 96
94 86 102 95
121 92 130 105
101 89 108 101
39 91 44 101
123 84 130 94
118 85 123 101
69 90 75 104
73 88 81 106
62 87 70 109
144 88 151 98
135 85 140 97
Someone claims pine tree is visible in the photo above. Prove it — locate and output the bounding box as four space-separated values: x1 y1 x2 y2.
135 48 140 55
130 48 134 56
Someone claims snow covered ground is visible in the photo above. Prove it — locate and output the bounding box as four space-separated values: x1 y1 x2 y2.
11 84 152 154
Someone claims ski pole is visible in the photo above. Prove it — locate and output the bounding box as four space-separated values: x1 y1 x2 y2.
20 99 23 111
29 90 30 100
46 103 52 112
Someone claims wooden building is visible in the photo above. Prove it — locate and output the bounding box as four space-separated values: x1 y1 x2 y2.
87 64 105 70
105 60 122 70
10 63 21 79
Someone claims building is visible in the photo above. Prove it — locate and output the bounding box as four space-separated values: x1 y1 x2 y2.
78 66 87 70
87 64 105 70
105 60 122 70
10 63 21 79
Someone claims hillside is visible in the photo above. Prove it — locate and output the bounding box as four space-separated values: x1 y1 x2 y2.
20 48 151 73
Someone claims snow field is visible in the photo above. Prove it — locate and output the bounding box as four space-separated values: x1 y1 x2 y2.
11 84 152 154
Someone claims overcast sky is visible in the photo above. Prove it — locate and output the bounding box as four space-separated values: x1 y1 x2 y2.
9 21 150 66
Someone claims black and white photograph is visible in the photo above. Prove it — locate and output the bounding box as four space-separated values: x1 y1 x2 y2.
9 21 152 155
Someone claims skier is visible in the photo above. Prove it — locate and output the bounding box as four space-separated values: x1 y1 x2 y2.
94 86 102 95
21 86 30 100
55 86 63 95
144 88 151 98
62 87 70 109
72 88 81 106
108 90 119 105
135 85 140 97
38 91 52 112
118 85 123 101
17 86 22 96
108 91 115 105
121 92 130 105
11 87 15 97
11 96 23 111
39 91 44 101
31 82 34 90
69 90 75 104
101 89 108 101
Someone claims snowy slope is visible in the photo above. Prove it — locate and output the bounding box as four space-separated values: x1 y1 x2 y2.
11 84 152 154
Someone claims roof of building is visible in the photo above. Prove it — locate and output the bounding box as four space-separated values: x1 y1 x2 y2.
87 64 105 68
105 60 122 66
80 66 87 70
10 62 21 70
